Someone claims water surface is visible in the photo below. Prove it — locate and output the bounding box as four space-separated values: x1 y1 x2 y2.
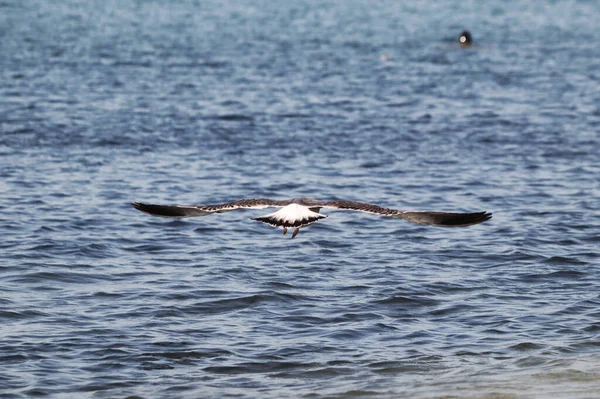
1 0 600 398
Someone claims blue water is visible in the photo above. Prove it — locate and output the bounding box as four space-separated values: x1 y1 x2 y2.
1 0 600 398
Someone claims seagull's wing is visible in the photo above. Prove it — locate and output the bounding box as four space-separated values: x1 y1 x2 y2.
322 200 491 227
390 210 492 226
132 198 290 218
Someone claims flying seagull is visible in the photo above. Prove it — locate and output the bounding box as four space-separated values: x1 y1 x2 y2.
132 198 491 238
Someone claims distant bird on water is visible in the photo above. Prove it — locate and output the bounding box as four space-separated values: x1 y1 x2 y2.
132 198 492 239
459 30 472 47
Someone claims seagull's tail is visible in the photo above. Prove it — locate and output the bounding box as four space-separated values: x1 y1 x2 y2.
252 208 327 229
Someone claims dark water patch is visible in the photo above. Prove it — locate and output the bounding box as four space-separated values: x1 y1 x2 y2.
581 235 600 243
141 362 174 370
418 54 451 65
385 100 420 108
583 325 600 333
66 242 116 258
76 379 140 393
312 239 356 249
205 114 255 122
274 113 311 119
368 360 439 374
509 342 546 352
373 322 399 331
260 281 298 290
193 226 225 234
0 298 13 306
122 243 175 252
334 284 372 293
200 60 231 69
1 354 29 365
180 292 308 316
326 390 383 399
290 366 355 378
151 307 187 318
205 361 318 375
544 256 588 266
519 269 587 282
425 281 484 294
554 301 600 316
0 309 48 320
373 295 440 307
330 312 383 323
3 127 36 136
360 161 386 169
92 291 124 298
162 385 197 394
279 315 327 327
7 271 111 285
428 303 477 317
143 349 233 362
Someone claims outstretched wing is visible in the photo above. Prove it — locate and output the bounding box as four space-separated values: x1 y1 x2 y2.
391 210 492 226
132 198 290 218
322 200 491 227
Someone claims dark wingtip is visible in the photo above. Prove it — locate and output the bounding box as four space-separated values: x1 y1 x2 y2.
470 211 492 225
467 211 492 226
132 202 151 213
438 211 492 226
131 202 187 217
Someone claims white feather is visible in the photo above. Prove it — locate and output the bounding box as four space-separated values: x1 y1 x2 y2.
258 203 325 224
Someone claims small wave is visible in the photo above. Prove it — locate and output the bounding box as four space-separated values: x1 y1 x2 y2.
545 256 588 266
0 309 47 320
8 271 110 284
385 100 420 108
429 303 476 317
520 270 587 281
261 281 297 289
142 349 232 361
209 114 255 122
374 295 439 307
509 342 545 351
204 360 318 374
181 292 308 315
368 360 436 374
275 113 311 119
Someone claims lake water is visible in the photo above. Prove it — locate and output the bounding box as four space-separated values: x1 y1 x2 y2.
1 0 600 398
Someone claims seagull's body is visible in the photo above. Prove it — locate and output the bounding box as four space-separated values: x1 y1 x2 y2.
132 198 491 238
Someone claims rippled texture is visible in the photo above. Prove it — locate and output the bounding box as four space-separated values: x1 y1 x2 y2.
1 0 600 398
